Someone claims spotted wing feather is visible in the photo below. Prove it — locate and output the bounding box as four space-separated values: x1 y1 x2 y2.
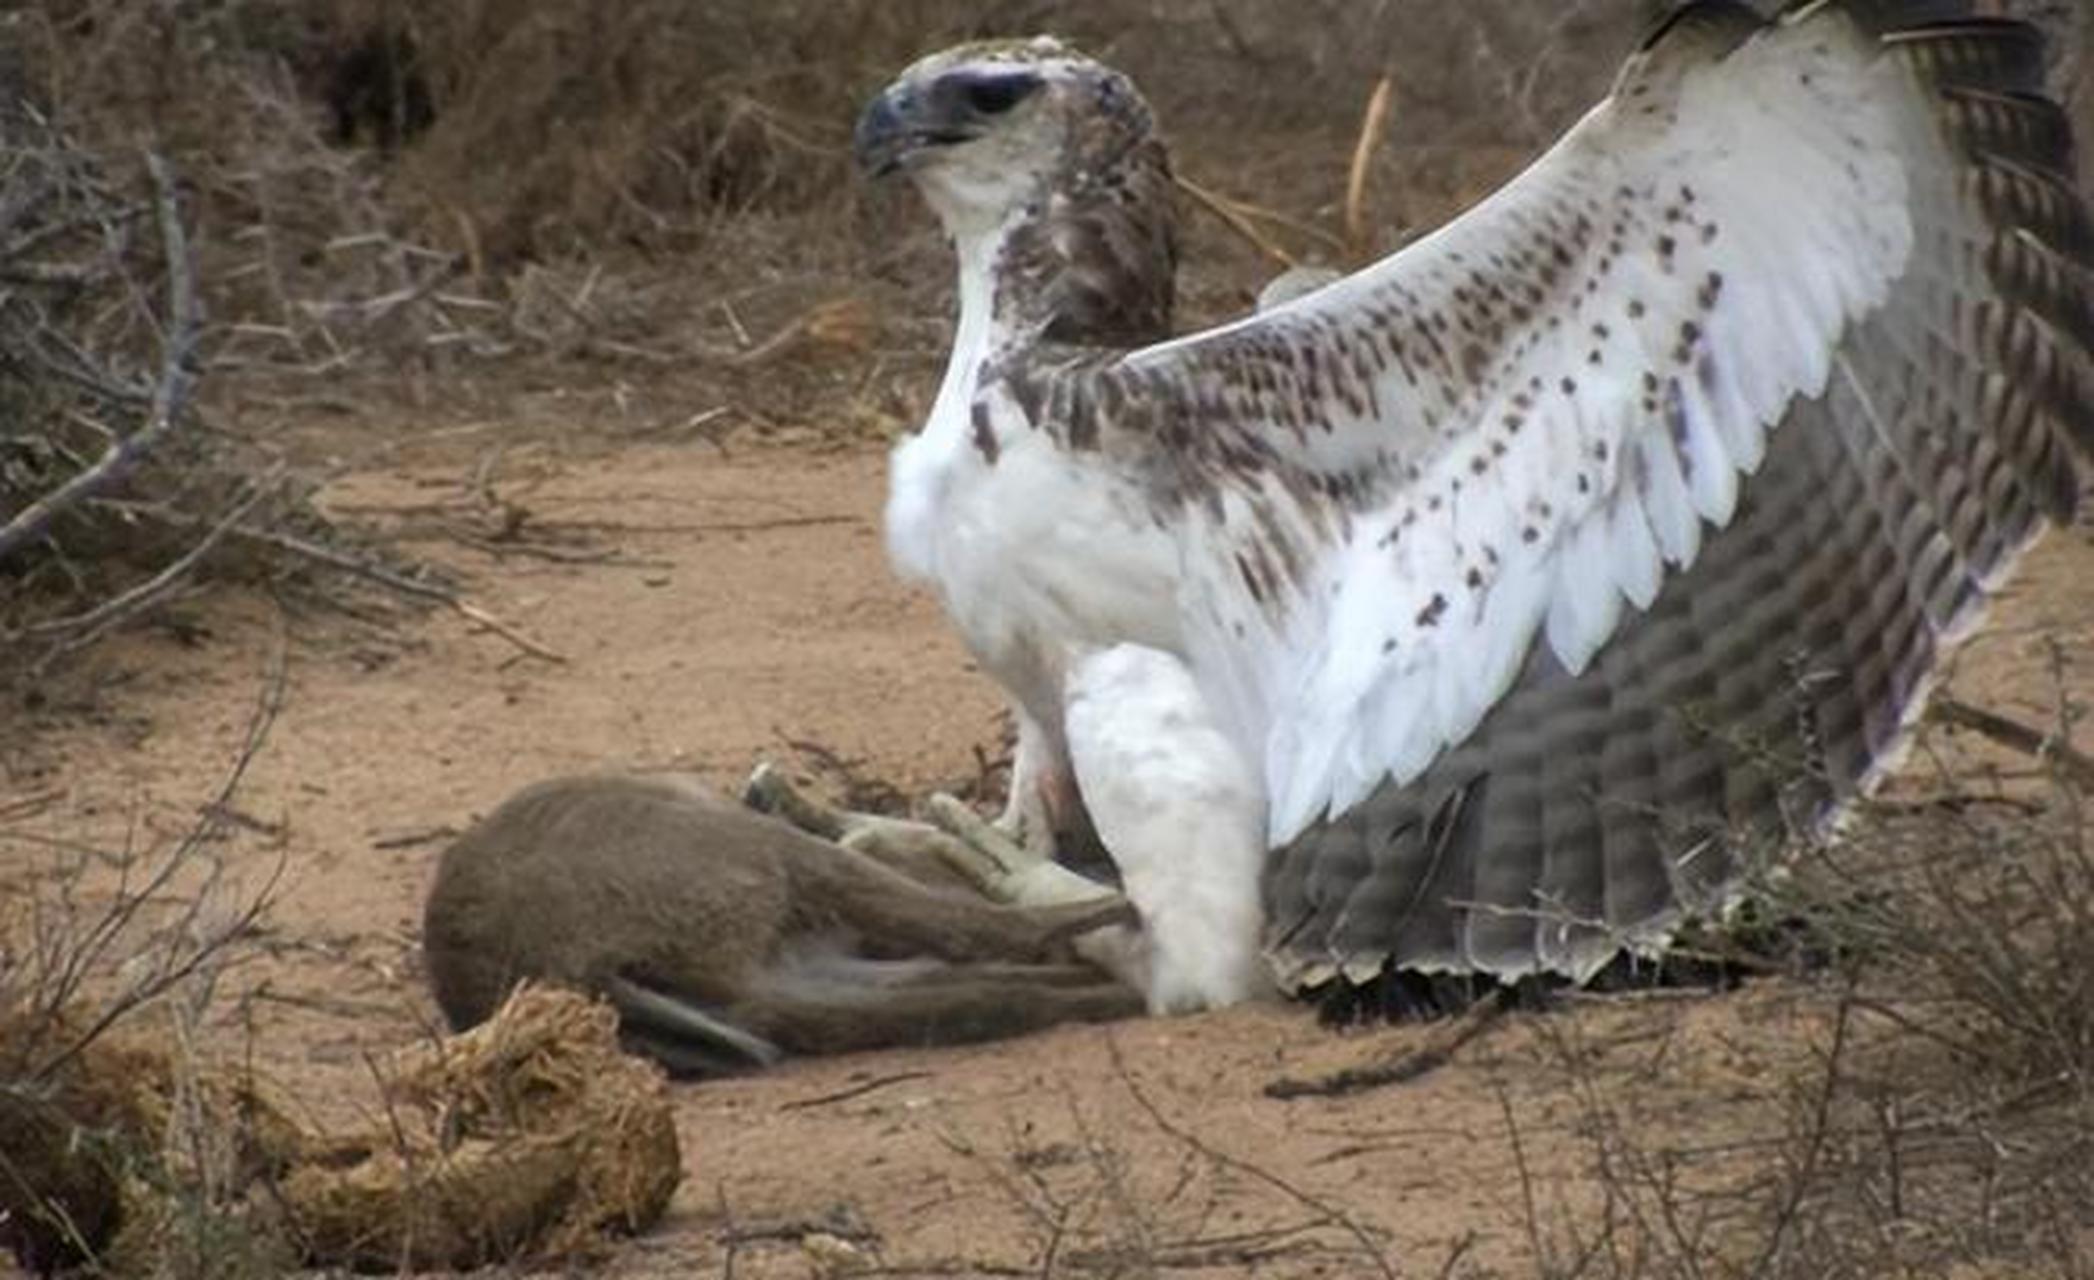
988 2 2094 981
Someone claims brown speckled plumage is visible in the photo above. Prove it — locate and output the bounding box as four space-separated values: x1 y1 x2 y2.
987 86 1177 352
1263 4 2094 984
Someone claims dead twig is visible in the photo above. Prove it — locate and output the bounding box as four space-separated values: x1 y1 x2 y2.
447 599 568 664
369 825 459 851
556 514 861 537
1433 1231 1478 1279
218 521 568 665
779 1070 933 1112
65 499 569 665
21 627 289 1087
0 789 65 823
1106 1035 1398 1280
1749 991 1854 1274
1932 696 2094 791
1494 1080 1553 1276
1173 175 1305 269
0 152 197 564
1264 986 1518 1099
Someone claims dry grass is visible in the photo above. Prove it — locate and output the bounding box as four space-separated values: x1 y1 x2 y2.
0 652 289 1275
1504 715 2094 1279
2 0 1662 389
0 0 1664 680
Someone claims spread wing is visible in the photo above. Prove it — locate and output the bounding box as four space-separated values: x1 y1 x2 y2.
988 3 2094 979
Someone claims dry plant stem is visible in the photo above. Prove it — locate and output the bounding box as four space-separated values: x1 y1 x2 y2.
1933 695 2094 791
1432 1231 1477 1280
1105 1035 1399 1280
556 514 860 536
0 152 197 564
1344 76 1395 264
20 468 285 672
57 496 568 664
1172 174 1304 269
778 1070 932 1112
219 517 567 665
1749 990 1854 1275
23 627 288 1086
1263 986 1518 1099
1492 1082 1551 1277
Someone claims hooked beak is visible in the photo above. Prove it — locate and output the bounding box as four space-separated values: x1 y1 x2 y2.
853 89 912 178
854 67 1043 178
854 88 979 178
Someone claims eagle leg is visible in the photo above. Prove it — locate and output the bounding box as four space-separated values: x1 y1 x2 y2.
1065 645 1275 1012
997 709 1063 858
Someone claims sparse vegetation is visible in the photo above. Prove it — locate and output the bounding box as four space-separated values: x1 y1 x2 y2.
1501 718 2094 1279
1 656 291 1275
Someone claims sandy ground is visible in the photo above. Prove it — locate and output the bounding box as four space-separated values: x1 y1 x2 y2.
4 418 2091 1277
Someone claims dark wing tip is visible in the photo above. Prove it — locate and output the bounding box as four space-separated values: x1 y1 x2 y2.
1881 18 2052 97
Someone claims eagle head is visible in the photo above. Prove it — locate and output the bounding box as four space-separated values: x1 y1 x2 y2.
855 37 1159 235
856 37 1176 346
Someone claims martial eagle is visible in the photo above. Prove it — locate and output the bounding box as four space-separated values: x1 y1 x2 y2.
852 1 2094 1011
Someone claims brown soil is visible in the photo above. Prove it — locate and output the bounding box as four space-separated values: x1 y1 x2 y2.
5 399 2091 1276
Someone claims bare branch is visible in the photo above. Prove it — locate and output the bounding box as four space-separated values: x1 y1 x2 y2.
0 152 199 564
1933 696 2094 792
18 469 285 667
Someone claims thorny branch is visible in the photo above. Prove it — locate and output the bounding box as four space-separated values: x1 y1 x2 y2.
0 152 198 564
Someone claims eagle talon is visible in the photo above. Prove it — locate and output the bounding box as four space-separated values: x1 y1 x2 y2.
925 791 1119 906
744 763 1122 910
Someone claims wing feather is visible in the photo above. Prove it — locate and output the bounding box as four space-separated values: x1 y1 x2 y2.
978 1 2093 979
1116 5 1933 842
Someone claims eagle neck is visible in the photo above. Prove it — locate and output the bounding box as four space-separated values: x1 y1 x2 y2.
886 144 1177 585
982 140 1178 355
924 221 1010 449
883 224 1008 584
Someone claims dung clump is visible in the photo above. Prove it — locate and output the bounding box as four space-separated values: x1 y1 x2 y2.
276 983 682 1271
0 986 681 1275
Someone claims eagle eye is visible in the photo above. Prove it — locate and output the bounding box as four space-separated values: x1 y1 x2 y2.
960 71 1042 117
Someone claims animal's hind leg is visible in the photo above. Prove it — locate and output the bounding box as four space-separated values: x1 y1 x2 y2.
730 964 1143 1055
792 845 1136 965
921 792 1123 906
743 762 1118 908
